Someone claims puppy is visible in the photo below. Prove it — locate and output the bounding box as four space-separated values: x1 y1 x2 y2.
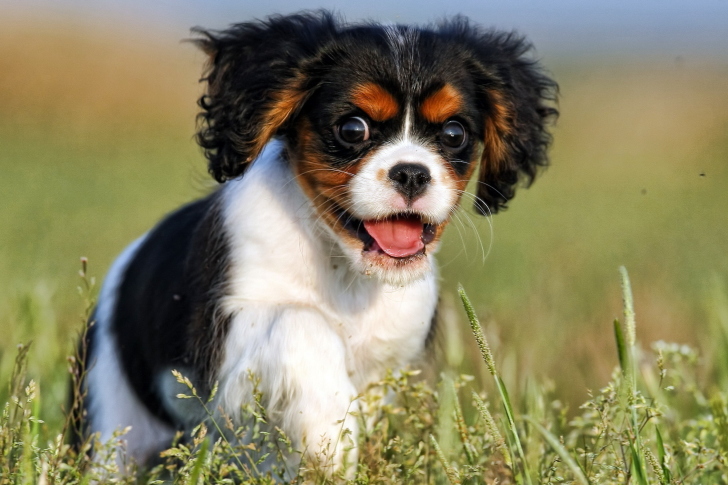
79 11 557 476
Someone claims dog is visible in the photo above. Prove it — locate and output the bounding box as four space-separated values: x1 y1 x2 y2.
77 10 557 477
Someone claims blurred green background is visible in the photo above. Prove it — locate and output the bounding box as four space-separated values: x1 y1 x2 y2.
1 6 727 429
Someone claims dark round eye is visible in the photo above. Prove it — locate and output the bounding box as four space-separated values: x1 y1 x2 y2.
440 120 467 150
336 117 370 145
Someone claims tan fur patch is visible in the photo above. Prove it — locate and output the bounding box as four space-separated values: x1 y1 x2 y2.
291 118 367 240
351 83 399 122
420 84 463 123
482 89 513 172
247 75 309 162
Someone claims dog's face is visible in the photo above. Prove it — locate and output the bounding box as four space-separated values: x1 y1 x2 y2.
195 14 557 284
289 48 489 282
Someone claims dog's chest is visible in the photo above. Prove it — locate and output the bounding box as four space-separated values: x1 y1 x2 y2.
225 258 438 392
326 273 438 388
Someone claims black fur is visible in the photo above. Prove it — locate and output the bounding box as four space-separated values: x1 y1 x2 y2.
107 193 230 425
194 12 340 182
437 18 559 214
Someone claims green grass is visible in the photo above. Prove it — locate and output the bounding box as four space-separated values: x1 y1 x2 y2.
1 23 728 483
2 270 728 482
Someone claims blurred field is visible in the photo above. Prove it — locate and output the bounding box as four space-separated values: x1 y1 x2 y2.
1 22 727 430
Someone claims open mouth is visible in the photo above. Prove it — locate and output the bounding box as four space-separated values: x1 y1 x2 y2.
342 212 437 259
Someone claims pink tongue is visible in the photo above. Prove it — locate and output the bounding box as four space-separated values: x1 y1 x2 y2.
363 218 424 258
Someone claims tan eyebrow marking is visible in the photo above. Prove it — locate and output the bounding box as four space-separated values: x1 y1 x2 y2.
351 83 400 121
420 83 464 123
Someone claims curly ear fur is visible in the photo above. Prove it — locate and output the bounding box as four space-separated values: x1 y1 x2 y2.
439 18 559 215
193 12 339 182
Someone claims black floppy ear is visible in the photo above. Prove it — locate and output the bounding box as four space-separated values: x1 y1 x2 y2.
444 19 558 214
193 12 338 182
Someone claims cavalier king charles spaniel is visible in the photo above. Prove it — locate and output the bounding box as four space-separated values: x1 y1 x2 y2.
77 10 557 477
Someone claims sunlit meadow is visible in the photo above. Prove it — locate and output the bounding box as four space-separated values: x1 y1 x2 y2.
1 20 727 483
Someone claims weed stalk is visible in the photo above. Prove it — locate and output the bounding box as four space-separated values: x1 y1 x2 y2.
458 284 532 485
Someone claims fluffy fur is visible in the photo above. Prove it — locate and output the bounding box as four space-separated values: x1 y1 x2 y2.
75 11 557 477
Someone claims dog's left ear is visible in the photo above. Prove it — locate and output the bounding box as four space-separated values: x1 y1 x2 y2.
444 20 559 215
193 12 338 182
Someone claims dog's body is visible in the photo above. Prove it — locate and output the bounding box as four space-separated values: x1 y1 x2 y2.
79 11 557 475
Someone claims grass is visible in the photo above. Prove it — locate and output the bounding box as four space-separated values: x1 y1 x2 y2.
2 269 727 482
1 20 728 483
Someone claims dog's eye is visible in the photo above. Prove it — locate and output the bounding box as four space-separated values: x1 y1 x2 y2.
336 117 370 146
440 120 467 150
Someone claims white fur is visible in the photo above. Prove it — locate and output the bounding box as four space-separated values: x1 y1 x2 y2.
403 105 413 140
86 235 175 470
187 141 440 475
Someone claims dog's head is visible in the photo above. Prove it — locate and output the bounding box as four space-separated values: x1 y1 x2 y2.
194 12 558 284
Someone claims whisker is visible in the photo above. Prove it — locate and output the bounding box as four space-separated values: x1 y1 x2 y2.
447 207 470 260
472 180 510 205
449 188 494 263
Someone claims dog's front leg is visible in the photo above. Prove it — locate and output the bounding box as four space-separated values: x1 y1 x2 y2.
224 306 359 478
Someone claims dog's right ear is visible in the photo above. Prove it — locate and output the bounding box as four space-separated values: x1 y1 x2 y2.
193 12 338 182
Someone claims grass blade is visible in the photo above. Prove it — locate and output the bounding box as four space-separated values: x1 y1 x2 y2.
451 383 475 465
188 437 210 485
655 426 672 484
629 441 649 485
524 416 589 485
618 267 648 482
472 391 511 467
458 285 496 376
644 447 666 485
459 285 532 485
613 319 629 376
430 434 461 485
619 266 637 347
618 267 638 397
496 376 532 485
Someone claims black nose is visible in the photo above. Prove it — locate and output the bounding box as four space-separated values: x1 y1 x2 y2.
388 163 431 200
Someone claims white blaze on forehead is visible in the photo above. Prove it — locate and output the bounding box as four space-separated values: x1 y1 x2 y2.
403 106 413 141
382 25 420 147
349 138 458 223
